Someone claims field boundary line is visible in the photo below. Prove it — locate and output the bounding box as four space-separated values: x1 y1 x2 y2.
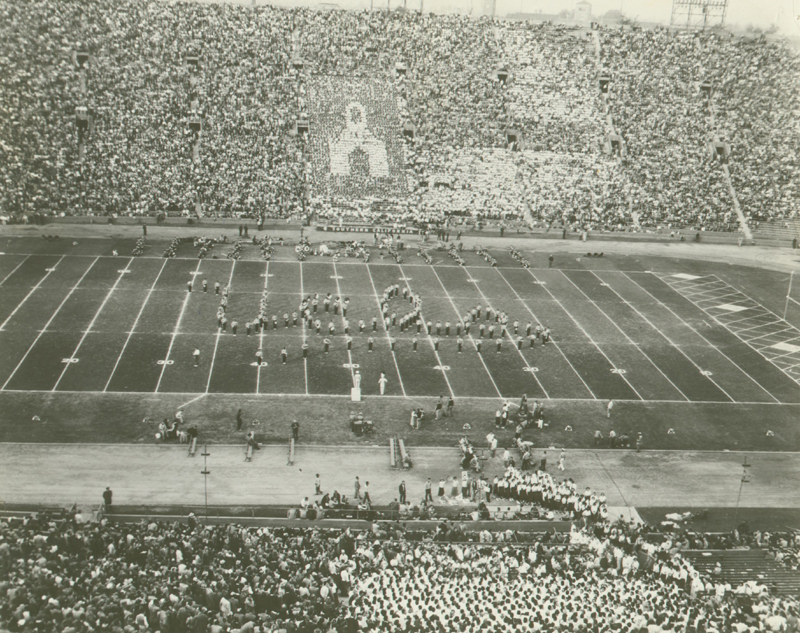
0 254 31 286
594 271 735 402
298 260 309 395
1 257 99 390
1 386 798 405
624 273 782 403
428 266 504 399
204 261 236 394
398 264 455 399
256 260 271 394
52 258 134 392
103 259 168 392
523 268 644 400
364 263 406 397
155 260 203 392
1 250 704 273
2 441 800 454
560 271 690 401
0 255 65 331
494 267 596 399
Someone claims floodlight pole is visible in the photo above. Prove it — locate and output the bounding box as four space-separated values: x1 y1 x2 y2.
732 456 750 529
201 445 211 524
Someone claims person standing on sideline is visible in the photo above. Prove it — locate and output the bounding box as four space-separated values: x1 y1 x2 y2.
102 487 113 512
424 478 433 503
548 255 554 268
236 409 244 431
558 449 566 471
315 473 322 495
378 372 388 395
354 476 361 501
594 429 603 446
606 400 614 418
446 396 454 417
539 452 547 472
636 432 643 453
193 348 200 367
399 480 407 504
291 420 300 442
362 481 371 505
143 224 147 236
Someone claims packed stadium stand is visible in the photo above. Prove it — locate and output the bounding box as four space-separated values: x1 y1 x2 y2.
1 1 798 234
1 510 799 633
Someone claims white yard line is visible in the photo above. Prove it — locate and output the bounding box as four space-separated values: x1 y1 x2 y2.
740 327 795 343
592 271 735 403
154 260 203 393
331 261 357 384
427 266 503 399
494 267 596 399
624 273 781 403
256 260 270 394
692 290 742 303
524 268 644 400
729 320 782 334
0 255 65 331
52 258 134 392
1 257 98 390
398 264 456 399
103 259 168 392
204 261 237 393
559 271 690 401
364 263 406 397
720 314 773 327
0 254 31 286
299 261 309 395
466 269 551 398
669 277 719 290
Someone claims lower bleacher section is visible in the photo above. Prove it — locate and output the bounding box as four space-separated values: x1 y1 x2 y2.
683 549 800 596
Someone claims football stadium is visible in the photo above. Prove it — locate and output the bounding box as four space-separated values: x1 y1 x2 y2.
1 0 800 630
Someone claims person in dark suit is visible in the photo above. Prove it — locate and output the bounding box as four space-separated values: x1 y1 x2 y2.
399 480 407 504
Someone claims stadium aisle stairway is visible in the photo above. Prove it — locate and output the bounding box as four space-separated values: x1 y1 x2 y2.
684 549 800 595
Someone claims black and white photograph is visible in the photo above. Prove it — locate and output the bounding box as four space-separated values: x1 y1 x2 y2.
0 0 799 630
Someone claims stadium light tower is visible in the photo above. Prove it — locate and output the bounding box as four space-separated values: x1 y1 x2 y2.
201 445 211 524
670 0 728 29
732 456 750 528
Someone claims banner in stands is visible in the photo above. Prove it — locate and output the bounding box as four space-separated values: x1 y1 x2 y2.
320 225 419 234
307 77 407 199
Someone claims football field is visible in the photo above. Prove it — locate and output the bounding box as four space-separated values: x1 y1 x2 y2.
2 241 800 407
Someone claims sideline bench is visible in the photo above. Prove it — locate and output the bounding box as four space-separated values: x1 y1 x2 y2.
245 444 254 462
398 439 410 469
188 437 197 457
389 437 398 468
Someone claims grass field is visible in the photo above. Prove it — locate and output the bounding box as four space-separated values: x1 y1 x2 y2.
1 234 800 450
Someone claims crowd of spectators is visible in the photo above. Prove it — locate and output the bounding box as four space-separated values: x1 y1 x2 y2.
1 1 798 232
2 510 798 633
600 26 799 232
